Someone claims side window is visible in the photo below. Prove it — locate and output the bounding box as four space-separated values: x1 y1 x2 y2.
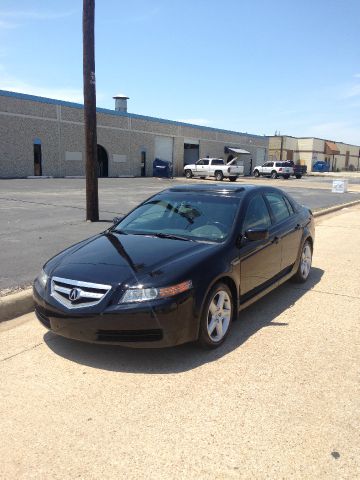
197 160 204 165
242 196 271 232
283 196 294 214
265 193 291 223
202 159 209 165
212 159 224 165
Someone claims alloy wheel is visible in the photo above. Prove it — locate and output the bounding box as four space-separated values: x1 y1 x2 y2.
207 289 232 342
300 244 312 279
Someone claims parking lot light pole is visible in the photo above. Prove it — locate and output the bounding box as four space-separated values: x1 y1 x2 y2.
83 0 99 221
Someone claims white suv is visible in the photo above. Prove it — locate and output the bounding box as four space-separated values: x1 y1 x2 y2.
253 161 294 179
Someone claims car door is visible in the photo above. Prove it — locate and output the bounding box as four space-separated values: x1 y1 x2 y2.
264 192 303 272
193 160 203 176
210 159 224 176
201 159 210 176
239 194 282 299
262 162 273 175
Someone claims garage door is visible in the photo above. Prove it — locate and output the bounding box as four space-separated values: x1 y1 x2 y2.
256 148 266 164
155 136 173 162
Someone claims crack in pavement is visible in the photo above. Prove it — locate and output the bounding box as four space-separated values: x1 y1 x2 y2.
0 341 44 362
0 196 125 216
289 285 360 300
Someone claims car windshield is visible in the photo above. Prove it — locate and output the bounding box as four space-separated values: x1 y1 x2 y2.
114 193 241 243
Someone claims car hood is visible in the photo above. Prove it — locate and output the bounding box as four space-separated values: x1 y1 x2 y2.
49 232 217 286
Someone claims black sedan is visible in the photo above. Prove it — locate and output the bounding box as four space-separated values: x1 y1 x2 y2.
33 184 315 349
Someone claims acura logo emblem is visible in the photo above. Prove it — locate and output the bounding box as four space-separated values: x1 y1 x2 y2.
69 288 81 302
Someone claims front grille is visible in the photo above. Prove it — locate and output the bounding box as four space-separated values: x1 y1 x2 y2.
51 276 111 309
35 306 51 329
96 329 163 342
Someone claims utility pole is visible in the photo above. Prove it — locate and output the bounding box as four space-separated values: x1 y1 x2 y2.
280 135 284 161
83 0 99 221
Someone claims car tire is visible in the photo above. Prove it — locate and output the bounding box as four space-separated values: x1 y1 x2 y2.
271 171 278 179
198 282 234 349
185 169 193 179
254 170 260 178
215 171 224 181
292 240 312 283
295 174 302 179
229 176 237 182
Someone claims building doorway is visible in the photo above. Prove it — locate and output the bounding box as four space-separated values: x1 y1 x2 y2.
97 145 108 177
33 138 42 176
184 142 199 166
141 151 146 176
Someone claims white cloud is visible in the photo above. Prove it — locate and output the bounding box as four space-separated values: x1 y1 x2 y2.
0 10 77 21
305 121 360 145
343 84 360 98
0 19 18 29
353 73 360 78
0 66 84 103
176 118 212 126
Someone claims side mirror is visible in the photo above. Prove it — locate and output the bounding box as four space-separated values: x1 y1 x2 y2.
245 228 269 241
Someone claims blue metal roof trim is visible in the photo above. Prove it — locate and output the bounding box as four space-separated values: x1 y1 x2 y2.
0 89 263 139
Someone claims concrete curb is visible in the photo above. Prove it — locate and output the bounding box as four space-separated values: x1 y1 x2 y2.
308 172 360 178
313 199 360 217
1 199 359 324
0 289 34 323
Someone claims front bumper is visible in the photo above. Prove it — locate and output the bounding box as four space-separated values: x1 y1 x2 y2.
33 285 198 348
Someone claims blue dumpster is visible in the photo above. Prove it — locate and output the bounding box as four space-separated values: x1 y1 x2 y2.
153 158 173 178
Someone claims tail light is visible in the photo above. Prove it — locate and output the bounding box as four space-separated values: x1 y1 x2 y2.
279 168 283 171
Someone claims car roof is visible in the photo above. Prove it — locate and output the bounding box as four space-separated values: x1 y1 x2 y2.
160 183 288 197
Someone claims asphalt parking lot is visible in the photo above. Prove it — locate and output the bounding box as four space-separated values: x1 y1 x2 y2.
1 176 360 292
1 205 359 479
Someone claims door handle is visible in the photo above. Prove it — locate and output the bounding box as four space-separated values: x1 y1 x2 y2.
271 236 279 244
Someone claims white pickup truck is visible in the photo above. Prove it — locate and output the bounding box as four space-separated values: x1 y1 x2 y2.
184 157 243 181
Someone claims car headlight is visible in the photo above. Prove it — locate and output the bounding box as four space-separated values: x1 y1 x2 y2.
37 269 48 288
119 280 192 304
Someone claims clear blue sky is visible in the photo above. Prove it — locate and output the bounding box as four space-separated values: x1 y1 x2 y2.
1 0 359 144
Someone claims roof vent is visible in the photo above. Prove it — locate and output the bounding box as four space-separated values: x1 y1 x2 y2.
113 93 129 113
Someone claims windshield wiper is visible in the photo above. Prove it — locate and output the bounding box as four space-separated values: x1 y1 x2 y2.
113 231 194 241
152 232 193 241
112 229 128 234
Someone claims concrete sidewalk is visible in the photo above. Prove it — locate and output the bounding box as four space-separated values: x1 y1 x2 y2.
1 205 359 479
